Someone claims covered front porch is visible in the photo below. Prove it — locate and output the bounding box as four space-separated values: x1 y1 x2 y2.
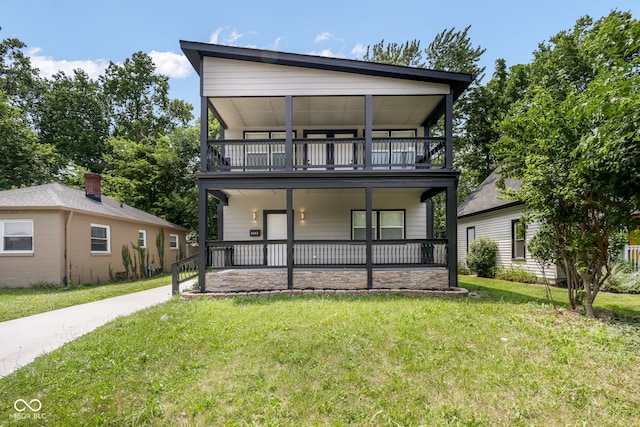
197 180 459 291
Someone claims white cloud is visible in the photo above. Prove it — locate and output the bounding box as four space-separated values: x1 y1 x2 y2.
209 27 225 44
149 50 192 79
27 47 110 79
350 43 367 59
315 32 342 43
26 47 192 80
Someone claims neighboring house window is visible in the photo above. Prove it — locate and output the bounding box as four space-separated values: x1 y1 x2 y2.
1 220 34 253
138 230 147 248
91 224 110 253
512 220 526 259
352 210 405 240
169 234 179 250
466 227 476 253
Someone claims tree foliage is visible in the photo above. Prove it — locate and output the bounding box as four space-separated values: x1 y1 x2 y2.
363 39 424 67
37 70 110 172
100 51 192 142
495 10 640 317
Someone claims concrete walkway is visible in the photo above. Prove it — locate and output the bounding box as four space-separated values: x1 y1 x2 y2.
0 281 194 378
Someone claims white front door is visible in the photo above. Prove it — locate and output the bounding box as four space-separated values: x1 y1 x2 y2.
266 213 287 266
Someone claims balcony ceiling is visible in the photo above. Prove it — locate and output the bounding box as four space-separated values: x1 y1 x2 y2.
210 95 443 129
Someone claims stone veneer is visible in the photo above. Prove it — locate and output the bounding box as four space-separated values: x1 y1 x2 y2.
204 268 449 293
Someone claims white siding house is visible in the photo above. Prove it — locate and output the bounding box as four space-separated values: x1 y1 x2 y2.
457 170 565 283
181 41 474 291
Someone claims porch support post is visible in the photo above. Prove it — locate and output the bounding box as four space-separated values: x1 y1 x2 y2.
198 184 208 293
445 91 454 170
446 181 458 288
285 95 293 171
364 94 373 171
425 199 434 239
365 186 373 289
286 187 294 289
200 95 208 172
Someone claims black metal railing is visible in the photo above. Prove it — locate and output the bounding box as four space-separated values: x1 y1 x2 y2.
206 239 447 269
206 137 446 172
171 254 198 295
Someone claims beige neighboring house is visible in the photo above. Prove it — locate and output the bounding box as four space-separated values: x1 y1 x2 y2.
0 173 188 287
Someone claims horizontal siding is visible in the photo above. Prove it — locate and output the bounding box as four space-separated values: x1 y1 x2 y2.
204 58 450 97
457 205 564 281
223 189 426 241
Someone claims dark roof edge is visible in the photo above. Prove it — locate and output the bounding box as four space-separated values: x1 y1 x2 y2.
457 200 524 219
179 40 474 99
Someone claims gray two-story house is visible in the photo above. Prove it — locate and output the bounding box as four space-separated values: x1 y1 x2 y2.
180 41 473 292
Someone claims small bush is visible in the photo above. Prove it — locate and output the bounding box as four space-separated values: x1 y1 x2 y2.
466 236 498 278
603 260 640 294
496 266 541 284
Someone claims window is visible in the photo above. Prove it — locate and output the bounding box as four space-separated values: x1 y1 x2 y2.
1 220 33 253
352 211 377 240
138 230 147 248
466 227 476 253
512 220 526 259
91 224 110 253
352 210 405 240
379 211 405 240
169 234 179 250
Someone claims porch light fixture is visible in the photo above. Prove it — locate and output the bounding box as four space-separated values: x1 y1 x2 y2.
300 211 305 221
252 211 257 221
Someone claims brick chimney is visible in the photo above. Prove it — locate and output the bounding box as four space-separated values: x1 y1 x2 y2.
84 173 102 202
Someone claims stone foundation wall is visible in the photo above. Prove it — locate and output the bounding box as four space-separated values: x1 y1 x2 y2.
205 268 449 292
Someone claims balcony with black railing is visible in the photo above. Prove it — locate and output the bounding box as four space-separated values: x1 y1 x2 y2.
206 137 447 173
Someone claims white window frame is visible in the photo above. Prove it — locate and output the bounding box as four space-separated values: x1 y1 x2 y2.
1 220 34 253
352 210 405 241
169 234 179 250
138 230 147 248
379 211 405 240
512 219 526 260
91 224 111 254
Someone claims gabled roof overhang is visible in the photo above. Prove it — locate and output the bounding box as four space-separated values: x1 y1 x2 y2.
180 41 474 104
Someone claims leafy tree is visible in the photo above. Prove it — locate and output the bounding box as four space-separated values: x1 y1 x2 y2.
495 11 640 317
363 39 424 67
0 91 58 189
37 70 110 172
100 51 193 142
0 29 43 118
459 60 529 191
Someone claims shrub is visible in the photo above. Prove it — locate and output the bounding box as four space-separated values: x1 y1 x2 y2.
602 260 640 294
496 266 541 284
466 236 498 278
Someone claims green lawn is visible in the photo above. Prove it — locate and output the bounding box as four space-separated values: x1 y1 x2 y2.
0 275 173 322
1 277 639 425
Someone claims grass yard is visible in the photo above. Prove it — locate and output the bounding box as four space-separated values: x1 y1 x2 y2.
1 277 639 426
0 275 173 322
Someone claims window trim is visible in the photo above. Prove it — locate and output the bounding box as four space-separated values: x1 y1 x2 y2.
169 234 179 250
511 219 526 260
466 226 475 253
351 210 406 241
138 230 147 248
91 224 111 254
1 219 34 254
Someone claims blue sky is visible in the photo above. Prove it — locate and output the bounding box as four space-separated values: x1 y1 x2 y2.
2 0 637 114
